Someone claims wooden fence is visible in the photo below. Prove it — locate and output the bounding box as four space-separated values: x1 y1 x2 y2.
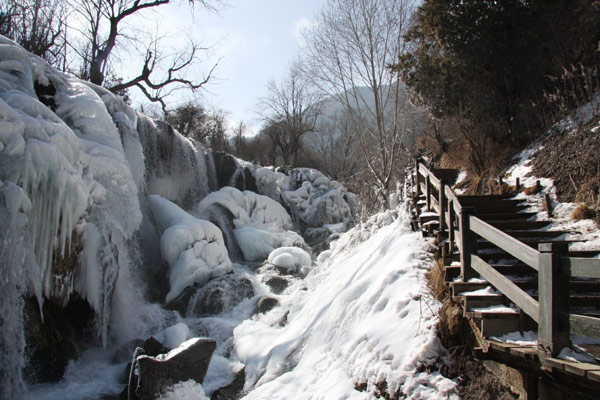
413 159 600 358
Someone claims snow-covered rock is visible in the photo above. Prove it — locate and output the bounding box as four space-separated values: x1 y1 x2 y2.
149 195 232 303
267 247 312 274
197 187 306 262
256 167 357 229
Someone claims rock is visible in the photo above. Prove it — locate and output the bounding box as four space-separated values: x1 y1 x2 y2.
211 368 246 400
23 295 95 383
254 296 279 315
186 275 255 317
165 285 196 316
264 276 289 294
133 338 217 400
143 336 170 357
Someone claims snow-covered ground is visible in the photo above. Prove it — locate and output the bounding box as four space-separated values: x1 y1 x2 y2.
234 206 457 399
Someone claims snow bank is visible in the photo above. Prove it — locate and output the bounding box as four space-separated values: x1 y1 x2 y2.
149 195 232 303
234 206 457 399
197 187 305 261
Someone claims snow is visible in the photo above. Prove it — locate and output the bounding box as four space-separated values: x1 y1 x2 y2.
158 380 209 400
470 305 518 313
235 206 457 399
197 187 306 261
149 195 232 303
154 322 192 349
491 331 538 346
267 247 312 273
558 347 599 364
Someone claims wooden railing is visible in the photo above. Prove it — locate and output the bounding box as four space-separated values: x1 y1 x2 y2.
413 159 600 358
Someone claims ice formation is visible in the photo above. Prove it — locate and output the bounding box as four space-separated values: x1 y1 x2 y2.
197 187 306 261
256 167 357 229
149 195 232 303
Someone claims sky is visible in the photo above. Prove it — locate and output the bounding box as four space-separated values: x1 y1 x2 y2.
129 0 328 132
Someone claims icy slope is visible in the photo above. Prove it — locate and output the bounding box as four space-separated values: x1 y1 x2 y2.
235 207 458 400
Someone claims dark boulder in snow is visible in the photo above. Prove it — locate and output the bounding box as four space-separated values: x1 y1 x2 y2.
185 274 255 317
254 296 279 315
212 367 246 400
132 338 216 399
264 276 289 294
212 152 258 192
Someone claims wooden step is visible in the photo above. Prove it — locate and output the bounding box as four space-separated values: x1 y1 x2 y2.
467 310 522 337
476 212 537 222
444 265 460 282
451 281 494 296
462 295 508 316
487 220 552 231
505 230 569 239
419 214 439 224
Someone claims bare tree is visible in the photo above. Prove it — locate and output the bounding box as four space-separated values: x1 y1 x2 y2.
0 0 68 68
70 0 220 111
259 61 322 167
301 0 415 209
313 107 359 181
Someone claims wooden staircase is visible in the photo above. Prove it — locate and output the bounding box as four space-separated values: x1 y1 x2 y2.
412 159 600 398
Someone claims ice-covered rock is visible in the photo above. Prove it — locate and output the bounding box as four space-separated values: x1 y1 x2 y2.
185 273 255 318
149 195 233 303
255 167 357 230
267 247 312 274
197 187 306 262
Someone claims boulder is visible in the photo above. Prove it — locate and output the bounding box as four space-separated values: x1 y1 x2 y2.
211 368 246 400
254 296 279 315
264 276 289 294
186 275 255 317
133 338 217 399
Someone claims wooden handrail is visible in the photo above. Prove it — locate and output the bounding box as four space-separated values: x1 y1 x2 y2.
470 216 540 270
471 254 540 322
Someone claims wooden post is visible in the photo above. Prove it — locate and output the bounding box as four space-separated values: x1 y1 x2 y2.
516 177 520 192
538 242 570 358
447 194 455 254
438 179 448 234
425 175 431 212
459 206 477 281
415 159 421 198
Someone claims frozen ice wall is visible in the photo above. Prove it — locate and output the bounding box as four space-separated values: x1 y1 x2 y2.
137 116 215 208
0 36 147 395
